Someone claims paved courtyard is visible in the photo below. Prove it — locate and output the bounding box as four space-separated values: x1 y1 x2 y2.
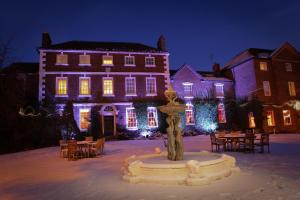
1 134 300 200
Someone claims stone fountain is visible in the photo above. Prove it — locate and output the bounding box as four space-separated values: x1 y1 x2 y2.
122 85 240 186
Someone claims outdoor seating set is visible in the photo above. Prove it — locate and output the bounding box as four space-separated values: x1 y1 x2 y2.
59 136 105 160
210 131 270 153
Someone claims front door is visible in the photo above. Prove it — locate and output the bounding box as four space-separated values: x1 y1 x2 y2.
103 116 114 136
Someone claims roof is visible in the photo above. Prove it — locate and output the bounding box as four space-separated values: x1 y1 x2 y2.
43 41 165 53
0 62 39 74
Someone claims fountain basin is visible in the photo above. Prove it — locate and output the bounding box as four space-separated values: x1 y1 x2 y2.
122 151 240 186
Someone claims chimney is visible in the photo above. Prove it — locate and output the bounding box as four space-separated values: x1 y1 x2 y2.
42 32 52 48
212 63 221 76
157 35 166 51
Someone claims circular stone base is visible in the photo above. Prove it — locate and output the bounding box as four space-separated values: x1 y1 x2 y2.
122 151 240 186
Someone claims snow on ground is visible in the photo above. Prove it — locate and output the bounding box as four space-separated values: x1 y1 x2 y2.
1 134 300 200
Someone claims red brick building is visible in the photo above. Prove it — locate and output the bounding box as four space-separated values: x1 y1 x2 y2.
223 42 300 133
39 33 170 136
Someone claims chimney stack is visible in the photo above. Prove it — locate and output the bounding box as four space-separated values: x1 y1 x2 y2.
212 63 221 76
42 32 52 48
157 35 166 51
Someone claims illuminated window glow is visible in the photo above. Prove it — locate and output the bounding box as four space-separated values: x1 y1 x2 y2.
263 81 271 96
283 110 292 125
56 77 68 96
125 56 135 66
248 112 256 128
125 77 136 96
79 54 90 65
217 102 226 123
102 55 113 65
259 62 268 71
79 108 90 130
214 83 224 98
185 104 195 125
288 81 296 96
103 78 113 96
56 54 68 65
145 57 155 67
147 107 158 128
146 77 157 96
183 82 193 97
126 107 137 130
79 78 90 95
266 111 275 126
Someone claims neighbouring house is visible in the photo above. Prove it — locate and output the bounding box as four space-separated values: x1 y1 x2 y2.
39 33 170 136
170 64 234 132
223 42 300 133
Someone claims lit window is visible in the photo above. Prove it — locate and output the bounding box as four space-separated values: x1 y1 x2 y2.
263 81 271 96
79 108 90 130
183 82 193 97
283 110 292 125
288 81 296 96
102 55 113 66
259 62 268 71
185 104 195 125
56 77 68 96
147 107 158 128
145 57 155 67
214 83 224 98
248 112 256 128
79 54 91 66
146 77 157 96
266 111 275 126
218 102 226 123
56 54 68 65
125 56 135 66
79 77 91 96
125 77 136 96
126 107 137 130
103 78 113 96
285 63 292 72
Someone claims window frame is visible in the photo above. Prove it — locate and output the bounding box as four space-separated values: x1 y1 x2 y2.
125 77 137 96
145 56 156 67
288 81 296 96
146 77 157 96
282 110 292 126
259 61 268 71
79 54 91 66
285 63 293 72
79 108 91 131
102 55 114 66
183 82 193 98
263 81 271 96
214 83 224 98
55 77 68 97
126 107 138 130
56 53 68 66
185 103 195 125
124 56 136 67
217 102 226 124
147 107 158 128
266 110 275 126
79 77 91 97
102 77 114 96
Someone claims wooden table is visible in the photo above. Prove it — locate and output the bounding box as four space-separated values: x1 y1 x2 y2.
218 134 246 151
76 141 97 157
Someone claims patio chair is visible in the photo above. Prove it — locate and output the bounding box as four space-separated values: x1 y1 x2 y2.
67 140 82 160
59 140 68 158
255 133 270 153
85 136 93 142
210 134 226 152
239 133 255 153
90 138 105 156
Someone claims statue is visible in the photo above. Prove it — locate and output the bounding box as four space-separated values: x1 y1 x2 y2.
159 85 185 161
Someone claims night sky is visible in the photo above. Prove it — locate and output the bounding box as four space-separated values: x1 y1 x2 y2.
1 0 300 71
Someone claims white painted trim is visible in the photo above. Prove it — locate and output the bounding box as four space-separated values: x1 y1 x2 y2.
38 50 46 101
79 54 91 66
44 71 168 76
103 77 114 96
79 77 91 96
125 77 137 96
147 107 158 128
40 49 170 56
182 82 193 86
124 55 136 66
55 77 68 96
126 107 138 130
56 54 68 66
145 56 156 67
146 77 157 96
67 102 133 107
102 55 114 66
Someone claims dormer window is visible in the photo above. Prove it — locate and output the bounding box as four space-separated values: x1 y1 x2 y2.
285 63 293 72
56 54 68 65
102 55 113 66
79 54 91 66
145 57 155 67
125 56 135 66
214 83 224 98
259 62 268 71
183 82 193 98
